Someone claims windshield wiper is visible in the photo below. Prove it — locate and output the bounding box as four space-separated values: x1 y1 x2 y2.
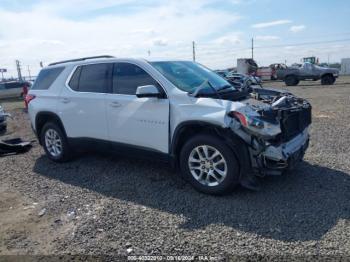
189 79 210 97
189 79 222 99
217 84 234 92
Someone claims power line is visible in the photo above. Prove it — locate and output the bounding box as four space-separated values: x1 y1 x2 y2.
194 38 350 57
254 38 350 49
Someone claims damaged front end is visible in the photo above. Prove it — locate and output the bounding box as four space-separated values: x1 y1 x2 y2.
228 87 311 176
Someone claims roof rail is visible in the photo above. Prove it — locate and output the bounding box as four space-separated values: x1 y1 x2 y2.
48 55 115 66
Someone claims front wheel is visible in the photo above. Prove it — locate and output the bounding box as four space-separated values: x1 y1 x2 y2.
179 134 240 195
41 122 72 162
285 75 299 86
321 74 335 85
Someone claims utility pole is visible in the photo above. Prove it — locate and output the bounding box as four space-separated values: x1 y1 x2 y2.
15 60 23 81
192 41 196 62
27 65 32 80
327 54 330 66
251 38 254 60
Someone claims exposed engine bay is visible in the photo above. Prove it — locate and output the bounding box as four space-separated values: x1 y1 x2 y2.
228 87 311 176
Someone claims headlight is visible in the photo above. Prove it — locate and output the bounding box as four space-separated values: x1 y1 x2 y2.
228 111 264 129
228 111 281 138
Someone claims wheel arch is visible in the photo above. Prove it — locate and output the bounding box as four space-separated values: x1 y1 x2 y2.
321 72 334 78
170 121 252 178
284 74 297 80
35 111 67 144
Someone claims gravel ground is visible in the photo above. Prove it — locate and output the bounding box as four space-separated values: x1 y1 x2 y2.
0 77 350 260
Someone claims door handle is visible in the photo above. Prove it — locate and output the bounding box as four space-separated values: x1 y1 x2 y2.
110 101 121 108
61 98 70 104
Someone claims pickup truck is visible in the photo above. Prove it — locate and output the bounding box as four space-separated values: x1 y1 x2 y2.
276 63 339 86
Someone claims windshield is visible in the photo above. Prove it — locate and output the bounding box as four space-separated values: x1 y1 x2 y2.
151 61 234 93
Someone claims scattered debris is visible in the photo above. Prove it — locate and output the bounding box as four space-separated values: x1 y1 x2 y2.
0 138 33 156
38 208 46 217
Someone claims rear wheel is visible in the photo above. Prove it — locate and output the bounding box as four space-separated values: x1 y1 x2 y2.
285 75 299 86
321 74 335 85
41 122 72 162
180 134 240 195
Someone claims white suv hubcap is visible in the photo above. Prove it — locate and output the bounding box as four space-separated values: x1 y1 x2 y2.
188 145 227 187
45 129 62 157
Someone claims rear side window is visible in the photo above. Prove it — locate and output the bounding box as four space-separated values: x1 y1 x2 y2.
74 63 112 93
32 67 64 90
113 63 158 95
68 66 81 91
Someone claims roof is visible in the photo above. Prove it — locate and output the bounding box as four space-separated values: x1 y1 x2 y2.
47 56 189 68
48 55 115 66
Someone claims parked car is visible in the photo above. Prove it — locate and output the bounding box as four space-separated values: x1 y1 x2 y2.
0 81 31 99
226 72 261 85
214 70 230 78
276 62 339 86
27 56 311 195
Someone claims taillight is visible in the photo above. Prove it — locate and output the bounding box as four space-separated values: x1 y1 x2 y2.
25 94 36 105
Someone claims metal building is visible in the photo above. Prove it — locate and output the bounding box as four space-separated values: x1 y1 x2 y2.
340 58 350 75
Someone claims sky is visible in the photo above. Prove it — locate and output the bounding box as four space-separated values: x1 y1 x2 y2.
0 0 350 77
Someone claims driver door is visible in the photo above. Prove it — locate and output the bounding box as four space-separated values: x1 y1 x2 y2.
105 62 169 153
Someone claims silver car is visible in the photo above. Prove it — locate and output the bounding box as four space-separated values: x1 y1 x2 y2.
0 81 27 99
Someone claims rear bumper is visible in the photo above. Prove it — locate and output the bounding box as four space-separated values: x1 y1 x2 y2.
251 128 309 175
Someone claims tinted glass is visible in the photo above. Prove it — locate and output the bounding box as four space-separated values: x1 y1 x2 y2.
32 67 64 90
151 61 233 93
79 63 112 93
68 66 81 91
113 63 158 95
5 82 22 89
0 84 5 90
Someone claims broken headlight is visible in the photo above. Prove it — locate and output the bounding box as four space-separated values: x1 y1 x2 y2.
228 111 281 138
229 111 264 129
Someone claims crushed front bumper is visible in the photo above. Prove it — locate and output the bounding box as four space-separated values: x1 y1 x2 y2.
250 128 309 176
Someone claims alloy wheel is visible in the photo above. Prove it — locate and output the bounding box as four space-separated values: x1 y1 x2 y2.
188 145 228 187
45 128 63 157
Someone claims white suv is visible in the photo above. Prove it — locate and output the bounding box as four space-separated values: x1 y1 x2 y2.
27 56 311 195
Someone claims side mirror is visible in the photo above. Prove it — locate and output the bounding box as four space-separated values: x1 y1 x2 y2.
136 85 161 98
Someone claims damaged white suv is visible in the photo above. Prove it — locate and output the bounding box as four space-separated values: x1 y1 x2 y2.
28 56 311 195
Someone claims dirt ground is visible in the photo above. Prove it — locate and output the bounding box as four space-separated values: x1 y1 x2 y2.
0 76 349 260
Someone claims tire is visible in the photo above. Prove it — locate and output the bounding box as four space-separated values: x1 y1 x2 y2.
321 74 335 85
179 134 240 195
284 75 299 86
40 122 72 162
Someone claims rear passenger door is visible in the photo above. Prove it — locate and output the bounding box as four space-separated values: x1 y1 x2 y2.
105 62 169 153
58 63 112 141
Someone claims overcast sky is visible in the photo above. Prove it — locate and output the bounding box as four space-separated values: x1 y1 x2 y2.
1 0 350 77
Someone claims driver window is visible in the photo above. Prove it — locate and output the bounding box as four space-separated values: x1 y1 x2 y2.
113 63 159 95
